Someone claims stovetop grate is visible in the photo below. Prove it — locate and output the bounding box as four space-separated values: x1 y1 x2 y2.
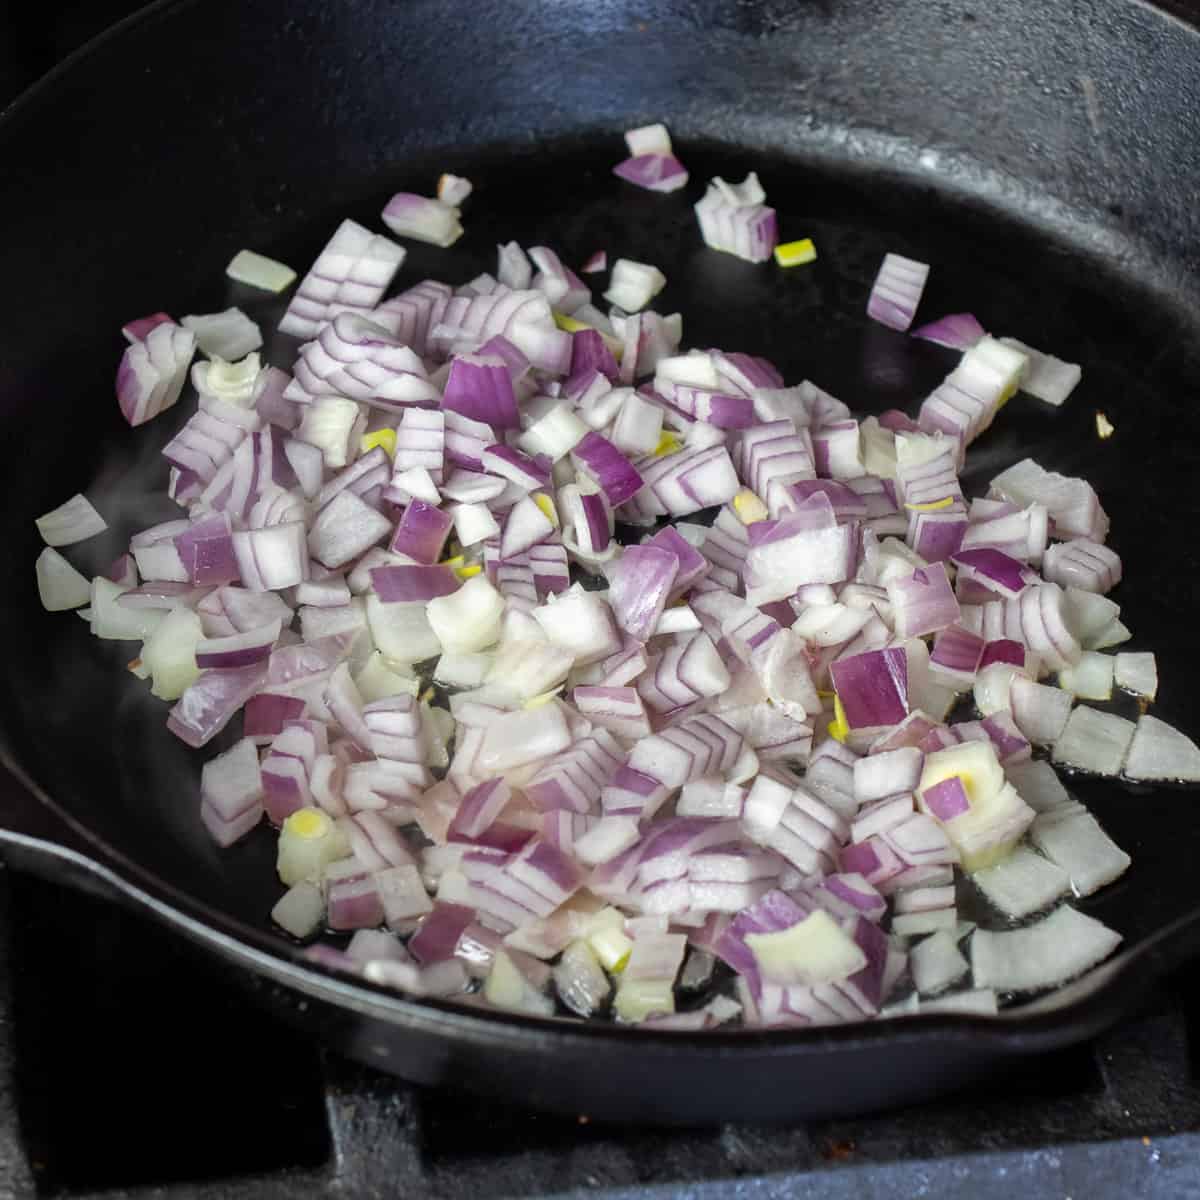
1 870 1197 1200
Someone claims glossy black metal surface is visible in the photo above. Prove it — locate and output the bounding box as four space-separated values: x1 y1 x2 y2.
1 0 1199 1121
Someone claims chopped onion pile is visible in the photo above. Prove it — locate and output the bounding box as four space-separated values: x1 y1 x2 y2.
40 138 1200 1032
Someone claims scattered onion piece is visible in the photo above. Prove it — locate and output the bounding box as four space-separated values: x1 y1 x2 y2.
225 249 297 293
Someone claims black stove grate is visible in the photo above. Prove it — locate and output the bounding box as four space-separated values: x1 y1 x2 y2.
1 869 1198 1200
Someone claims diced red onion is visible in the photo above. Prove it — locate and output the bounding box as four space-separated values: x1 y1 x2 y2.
830 647 908 731
389 500 452 565
382 192 463 247
370 564 460 602
867 253 929 332
279 219 406 339
613 153 689 193
168 663 268 748
911 312 985 350
117 322 196 427
694 176 778 263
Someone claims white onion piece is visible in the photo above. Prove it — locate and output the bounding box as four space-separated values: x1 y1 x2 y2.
390 466 441 506
298 396 364 470
271 881 325 938
478 704 571 772
353 651 419 702
1114 651 1157 701
1056 651 1114 701
486 639 573 699
998 337 1081 407
140 606 203 700
573 816 641 866
365 595 442 664
445 503 496 548
382 193 463 247
36 548 91 611
1123 714 1200 782
226 249 297 293
533 584 620 665
604 259 666 313
90 577 165 641
36 493 107 547
1031 805 1130 896
518 405 588 461
434 652 493 689
1062 586 1119 645
437 174 473 207
919 989 999 1016
970 845 1069 918
909 929 969 996
624 122 673 156
308 490 392 569
971 904 1121 992
1005 759 1072 813
1088 618 1131 651
1051 706 1136 777
427 574 505 654
183 307 263 360
1009 675 1073 746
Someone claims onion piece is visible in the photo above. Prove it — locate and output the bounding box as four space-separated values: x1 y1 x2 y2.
117 322 196 427
998 337 1082 407
1042 538 1121 595
831 647 908 731
909 929 969 996
887 562 960 639
382 192 463 247
911 313 985 351
279 219 406 339
1051 706 1136 777
390 501 453 566
971 904 1121 992
122 311 173 343
443 352 519 430
1123 714 1200 782
607 545 678 641
614 153 689 193
226 248 297 293
1031 805 1130 896
183 307 262 360
438 174 473 206
427 574 505 654
694 176 778 263
989 458 1109 545
36 548 91 611
36 494 107 547
195 618 281 670
1057 650 1114 701
970 845 1069 918
168 663 268 748
1009 675 1073 746
604 259 667 313
1114 651 1157 700
866 254 929 332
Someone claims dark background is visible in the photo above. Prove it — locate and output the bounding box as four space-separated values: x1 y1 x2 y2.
0 0 150 107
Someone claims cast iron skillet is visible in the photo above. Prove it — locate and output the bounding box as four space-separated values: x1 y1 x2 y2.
1 0 1199 1124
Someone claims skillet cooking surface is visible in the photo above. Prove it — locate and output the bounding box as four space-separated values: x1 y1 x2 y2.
1 0 1199 1122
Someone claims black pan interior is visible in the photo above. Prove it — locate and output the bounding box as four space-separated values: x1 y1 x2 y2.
1 0 1199 1096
